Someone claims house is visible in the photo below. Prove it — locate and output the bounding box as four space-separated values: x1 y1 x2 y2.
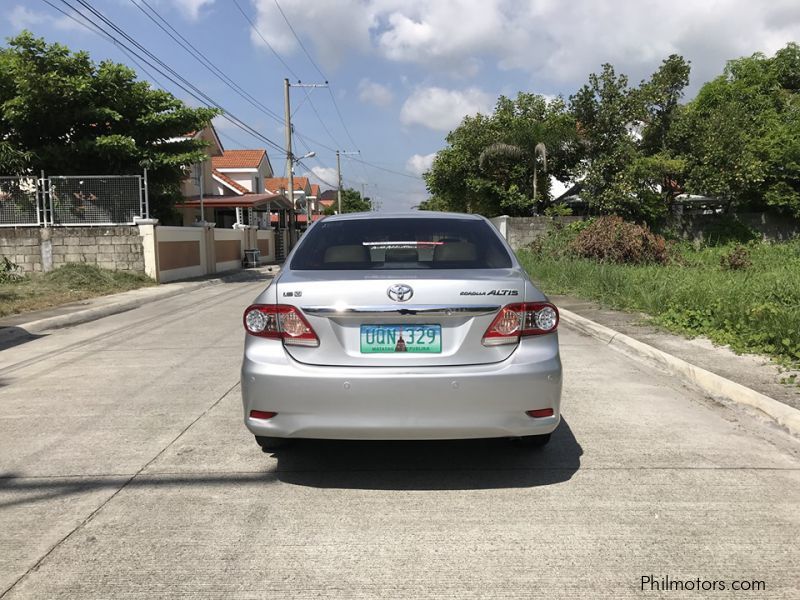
177 124 293 228
264 176 312 209
318 188 338 212
211 149 274 196
308 184 321 213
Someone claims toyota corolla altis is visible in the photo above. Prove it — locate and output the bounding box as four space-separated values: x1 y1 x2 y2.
241 212 562 450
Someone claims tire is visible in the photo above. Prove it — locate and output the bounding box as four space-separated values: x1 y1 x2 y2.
255 435 290 451
513 433 552 448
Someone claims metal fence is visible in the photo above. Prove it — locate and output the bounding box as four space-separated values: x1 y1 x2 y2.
0 172 148 227
0 176 41 227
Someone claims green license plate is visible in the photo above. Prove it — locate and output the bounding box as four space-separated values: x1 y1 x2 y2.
360 324 442 353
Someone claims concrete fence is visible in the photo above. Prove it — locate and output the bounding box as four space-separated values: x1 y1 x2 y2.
0 226 144 273
1 222 276 283
490 216 585 250
138 222 276 283
490 212 799 250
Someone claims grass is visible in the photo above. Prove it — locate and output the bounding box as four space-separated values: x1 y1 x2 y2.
0 263 155 317
517 238 800 369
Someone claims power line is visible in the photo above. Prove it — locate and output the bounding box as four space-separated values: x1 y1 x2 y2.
54 0 286 156
271 0 370 182
130 0 284 126
41 0 169 90
272 0 325 81
233 0 301 81
296 159 338 188
231 0 352 182
346 155 424 180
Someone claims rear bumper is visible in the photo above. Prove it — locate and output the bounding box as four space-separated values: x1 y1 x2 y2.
241 335 562 440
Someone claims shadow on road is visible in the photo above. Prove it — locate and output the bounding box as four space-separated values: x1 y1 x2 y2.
272 419 583 490
0 327 45 351
0 421 582 507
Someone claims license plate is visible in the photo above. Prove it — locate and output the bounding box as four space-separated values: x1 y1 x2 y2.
360 324 442 353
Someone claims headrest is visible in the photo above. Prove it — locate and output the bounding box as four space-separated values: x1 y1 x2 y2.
323 244 369 263
434 242 477 262
384 248 419 262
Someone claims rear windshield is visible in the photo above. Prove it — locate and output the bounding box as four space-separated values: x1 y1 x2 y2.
290 217 512 270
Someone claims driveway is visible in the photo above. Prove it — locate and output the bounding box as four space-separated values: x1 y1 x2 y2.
1 276 798 599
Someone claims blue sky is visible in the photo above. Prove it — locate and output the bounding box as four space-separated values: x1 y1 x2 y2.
5 1 800 210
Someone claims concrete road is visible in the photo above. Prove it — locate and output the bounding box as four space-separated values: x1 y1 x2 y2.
1 276 798 599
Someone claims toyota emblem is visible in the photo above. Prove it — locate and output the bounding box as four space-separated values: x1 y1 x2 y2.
387 283 413 302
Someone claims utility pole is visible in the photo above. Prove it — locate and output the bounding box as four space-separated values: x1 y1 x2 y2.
284 80 327 242
336 150 341 214
283 78 295 245
336 150 360 213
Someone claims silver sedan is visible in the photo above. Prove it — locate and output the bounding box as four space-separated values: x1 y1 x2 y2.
241 212 562 450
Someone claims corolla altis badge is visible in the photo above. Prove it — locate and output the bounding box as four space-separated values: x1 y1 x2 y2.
387 283 414 302
460 289 519 296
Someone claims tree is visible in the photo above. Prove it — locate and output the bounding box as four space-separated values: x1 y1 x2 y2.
566 56 692 222
322 188 371 214
422 93 579 217
670 43 800 217
0 32 219 220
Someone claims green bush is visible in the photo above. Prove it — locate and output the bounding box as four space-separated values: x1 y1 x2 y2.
569 216 671 265
0 257 22 283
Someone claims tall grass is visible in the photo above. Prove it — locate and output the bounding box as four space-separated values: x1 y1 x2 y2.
518 240 800 367
0 263 154 317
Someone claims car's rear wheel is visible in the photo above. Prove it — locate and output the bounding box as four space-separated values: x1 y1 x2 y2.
513 433 551 448
255 435 290 451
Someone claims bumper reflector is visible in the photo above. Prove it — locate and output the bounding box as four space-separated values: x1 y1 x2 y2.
526 408 554 418
249 410 277 420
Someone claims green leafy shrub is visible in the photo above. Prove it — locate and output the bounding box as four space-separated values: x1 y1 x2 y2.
0 257 22 283
720 245 752 270
569 216 671 265
529 219 590 258
543 204 573 217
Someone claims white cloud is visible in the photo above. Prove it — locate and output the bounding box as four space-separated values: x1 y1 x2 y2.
9 5 83 32
10 6 46 30
171 0 215 21
358 79 393 107
304 166 338 188
400 86 492 131
240 1 800 92
406 153 436 176
249 0 375 69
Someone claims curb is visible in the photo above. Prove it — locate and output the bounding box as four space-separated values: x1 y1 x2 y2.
0 265 280 344
559 307 800 438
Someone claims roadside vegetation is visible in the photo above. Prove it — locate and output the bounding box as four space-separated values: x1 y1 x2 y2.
0 262 153 317
420 43 800 224
518 219 800 370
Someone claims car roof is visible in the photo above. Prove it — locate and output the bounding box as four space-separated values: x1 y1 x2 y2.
321 211 484 222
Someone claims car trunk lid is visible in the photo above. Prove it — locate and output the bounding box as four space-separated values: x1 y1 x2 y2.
277 269 526 366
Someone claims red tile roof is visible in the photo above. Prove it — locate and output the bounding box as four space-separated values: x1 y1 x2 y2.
310 184 320 196
212 170 249 195
319 199 335 207
212 149 266 169
265 177 309 192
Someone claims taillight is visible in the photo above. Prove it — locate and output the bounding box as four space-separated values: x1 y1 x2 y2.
243 304 319 346
482 302 559 346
